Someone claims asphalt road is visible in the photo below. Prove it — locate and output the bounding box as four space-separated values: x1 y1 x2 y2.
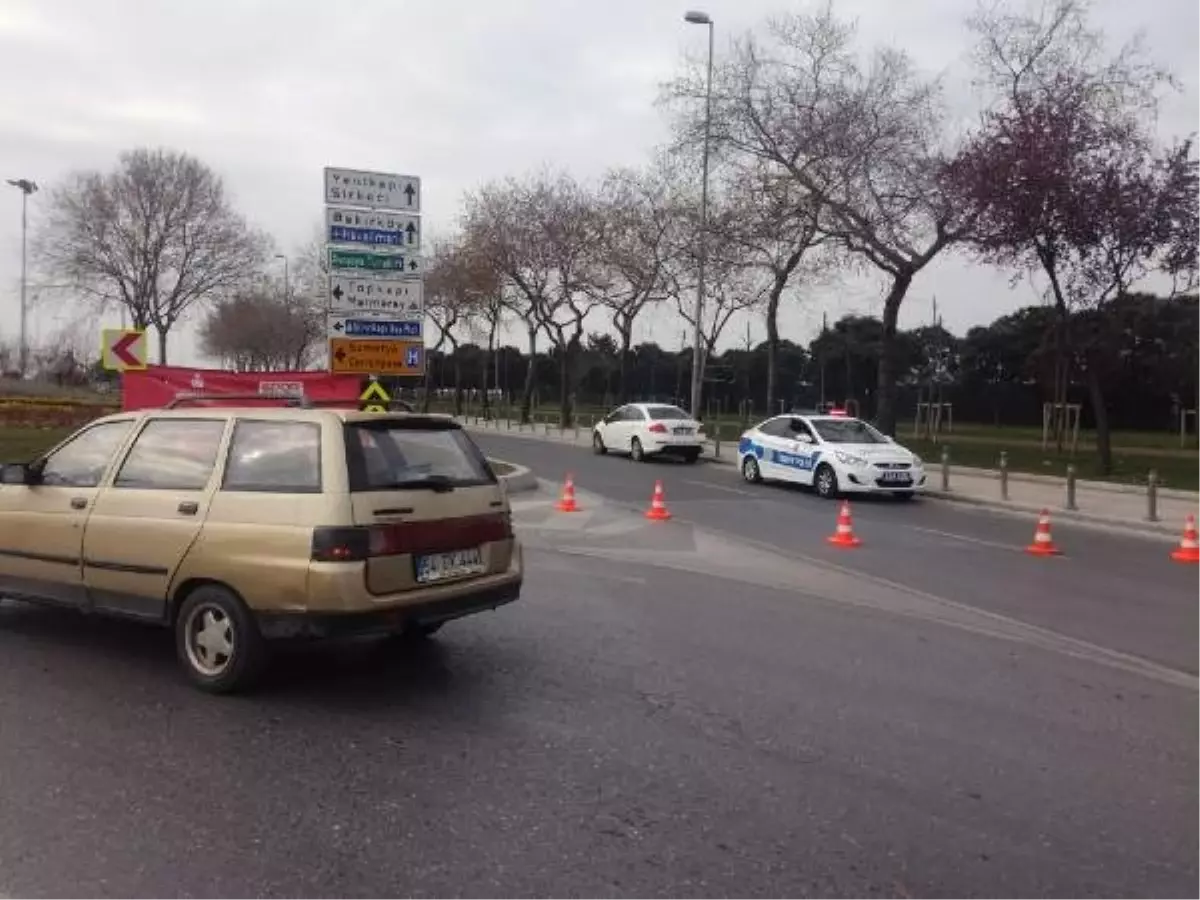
0 543 1195 898
474 432 1199 675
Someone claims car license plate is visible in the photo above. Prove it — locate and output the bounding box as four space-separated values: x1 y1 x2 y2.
673 427 693 436
879 471 911 484
414 548 485 583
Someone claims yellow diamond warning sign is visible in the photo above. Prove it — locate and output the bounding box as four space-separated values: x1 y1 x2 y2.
329 338 424 376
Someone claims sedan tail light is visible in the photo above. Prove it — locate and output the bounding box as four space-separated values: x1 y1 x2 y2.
648 422 668 434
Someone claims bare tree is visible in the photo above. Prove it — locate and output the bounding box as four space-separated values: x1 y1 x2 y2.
424 237 491 414
722 163 835 411
664 5 973 432
949 0 1190 469
591 159 678 402
199 276 323 371
667 197 767 397
462 171 600 426
36 148 268 363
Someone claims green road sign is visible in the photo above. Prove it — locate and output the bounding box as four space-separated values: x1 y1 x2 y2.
327 248 422 276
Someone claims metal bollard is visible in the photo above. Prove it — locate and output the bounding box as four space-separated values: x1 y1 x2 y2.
1147 469 1159 522
940 446 950 492
1065 464 1078 510
573 418 580 441
999 451 1009 501
714 422 722 458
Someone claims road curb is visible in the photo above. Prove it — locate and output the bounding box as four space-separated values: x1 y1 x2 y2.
922 489 1180 537
490 458 539 494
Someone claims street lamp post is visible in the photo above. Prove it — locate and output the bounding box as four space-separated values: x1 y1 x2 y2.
684 10 714 420
7 178 38 377
274 253 290 304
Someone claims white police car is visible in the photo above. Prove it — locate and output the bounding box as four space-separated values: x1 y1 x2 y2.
737 411 926 499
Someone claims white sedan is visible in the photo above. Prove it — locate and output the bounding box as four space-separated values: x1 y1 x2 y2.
737 412 926 499
592 403 705 463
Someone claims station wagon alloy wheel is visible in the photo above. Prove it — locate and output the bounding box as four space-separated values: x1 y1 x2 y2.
175 586 265 694
185 604 235 677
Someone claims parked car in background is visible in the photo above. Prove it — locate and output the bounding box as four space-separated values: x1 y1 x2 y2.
0 398 522 693
592 403 705 463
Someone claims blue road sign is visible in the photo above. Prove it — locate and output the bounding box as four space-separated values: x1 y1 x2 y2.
405 346 423 368
330 318 422 339
329 225 416 247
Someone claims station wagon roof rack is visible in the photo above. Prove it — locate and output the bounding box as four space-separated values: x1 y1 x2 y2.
165 392 313 409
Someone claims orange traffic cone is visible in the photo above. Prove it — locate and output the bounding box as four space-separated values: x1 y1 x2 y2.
556 473 580 512
645 480 672 521
826 501 861 548
1025 509 1061 556
1170 514 1199 564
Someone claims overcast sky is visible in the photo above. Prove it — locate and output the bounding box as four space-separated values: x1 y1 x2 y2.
0 0 1195 367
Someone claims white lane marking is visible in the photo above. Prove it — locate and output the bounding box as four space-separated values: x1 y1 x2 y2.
910 525 1024 553
682 479 756 496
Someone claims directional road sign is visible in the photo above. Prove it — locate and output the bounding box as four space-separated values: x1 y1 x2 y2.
328 316 422 340
329 338 424 376
327 248 422 277
329 275 423 317
100 328 148 372
324 168 420 213
326 206 419 250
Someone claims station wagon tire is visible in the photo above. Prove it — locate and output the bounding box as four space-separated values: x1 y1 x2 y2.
175 586 266 694
630 437 646 462
742 456 762 484
592 432 607 455
814 463 839 500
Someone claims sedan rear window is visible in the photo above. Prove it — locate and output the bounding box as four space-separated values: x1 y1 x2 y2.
645 405 690 420
344 423 496 491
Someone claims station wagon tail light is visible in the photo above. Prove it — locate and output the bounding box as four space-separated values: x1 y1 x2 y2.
648 422 668 434
311 527 372 562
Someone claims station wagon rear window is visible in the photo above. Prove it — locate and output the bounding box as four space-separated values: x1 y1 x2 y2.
344 422 495 492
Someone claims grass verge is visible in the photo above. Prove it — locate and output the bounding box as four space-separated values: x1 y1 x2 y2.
0 426 74 462
907 438 1198 492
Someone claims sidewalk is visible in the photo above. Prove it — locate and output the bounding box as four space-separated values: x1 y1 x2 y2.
460 415 1199 536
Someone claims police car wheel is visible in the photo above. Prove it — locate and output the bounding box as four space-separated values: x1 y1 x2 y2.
742 456 762 483
814 464 839 499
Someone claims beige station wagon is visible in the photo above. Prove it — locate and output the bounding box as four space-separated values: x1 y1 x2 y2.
0 397 523 693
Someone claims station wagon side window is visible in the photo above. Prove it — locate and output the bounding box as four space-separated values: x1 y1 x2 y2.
39 421 134 488
222 421 322 493
114 419 227 490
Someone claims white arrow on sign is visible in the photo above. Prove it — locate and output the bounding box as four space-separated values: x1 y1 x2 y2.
325 167 420 213
329 275 424 318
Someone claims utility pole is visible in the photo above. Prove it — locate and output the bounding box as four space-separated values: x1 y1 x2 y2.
684 10 715 419
7 178 37 376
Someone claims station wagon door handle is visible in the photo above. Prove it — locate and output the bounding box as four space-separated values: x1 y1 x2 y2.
177 501 199 516
70 497 87 510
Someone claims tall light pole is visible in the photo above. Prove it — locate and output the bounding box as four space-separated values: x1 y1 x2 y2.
274 253 290 304
684 10 714 419
7 178 37 377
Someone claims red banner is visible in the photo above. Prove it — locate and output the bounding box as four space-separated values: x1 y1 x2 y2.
121 366 363 411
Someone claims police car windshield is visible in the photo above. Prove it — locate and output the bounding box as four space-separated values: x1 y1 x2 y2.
646 406 689 420
811 418 888 444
